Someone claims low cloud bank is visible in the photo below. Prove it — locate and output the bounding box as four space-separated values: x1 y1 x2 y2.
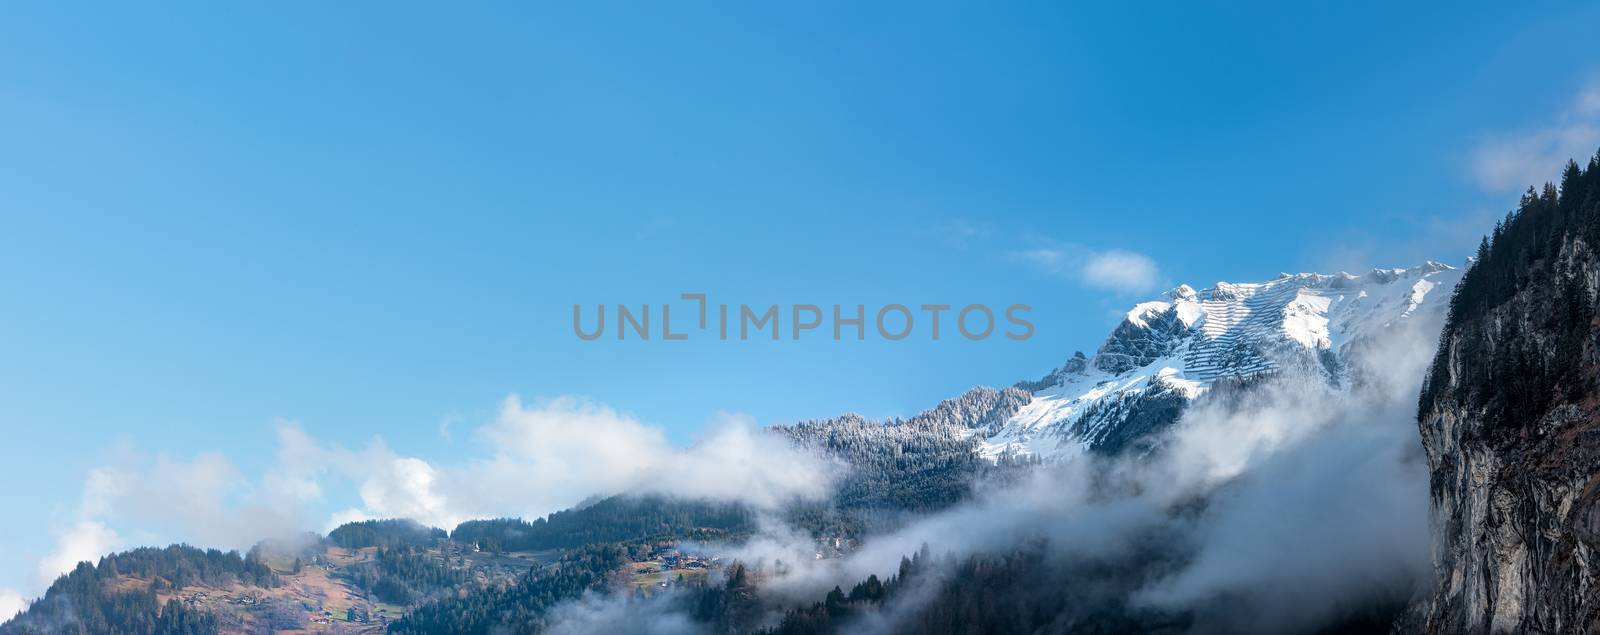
658 310 1444 634
1137 420 1428 633
25 396 837 598
542 591 702 635
21 300 1444 635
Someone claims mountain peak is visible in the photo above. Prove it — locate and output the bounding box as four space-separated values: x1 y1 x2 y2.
982 262 1463 459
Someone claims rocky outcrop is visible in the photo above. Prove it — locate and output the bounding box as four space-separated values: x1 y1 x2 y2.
1093 303 1191 375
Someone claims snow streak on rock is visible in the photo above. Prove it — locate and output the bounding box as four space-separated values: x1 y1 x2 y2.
981 262 1462 459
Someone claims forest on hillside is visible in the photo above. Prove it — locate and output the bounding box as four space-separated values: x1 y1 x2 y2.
1422 153 1600 434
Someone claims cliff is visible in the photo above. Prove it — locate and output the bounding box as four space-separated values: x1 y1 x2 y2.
1411 158 1600 633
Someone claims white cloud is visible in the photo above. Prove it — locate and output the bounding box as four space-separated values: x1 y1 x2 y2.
432 396 837 521
338 397 834 529
1134 422 1429 632
30 444 317 593
95 453 301 549
0 588 25 623
1472 78 1600 192
348 456 455 531
706 296 1449 634
1014 243 1164 295
1472 124 1600 192
1080 249 1161 293
36 521 120 588
480 395 670 492
21 395 838 594
542 589 703 635
638 413 836 507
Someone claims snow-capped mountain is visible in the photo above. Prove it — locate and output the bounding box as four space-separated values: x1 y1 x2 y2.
978 261 1463 459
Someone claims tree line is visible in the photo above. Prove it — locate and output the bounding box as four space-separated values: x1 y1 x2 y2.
0 545 275 635
1422 152 1600 435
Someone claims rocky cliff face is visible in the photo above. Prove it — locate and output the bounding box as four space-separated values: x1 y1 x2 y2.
1411 167 1600 633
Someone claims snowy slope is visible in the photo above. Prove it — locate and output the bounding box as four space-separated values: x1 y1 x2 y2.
979 261 1463 459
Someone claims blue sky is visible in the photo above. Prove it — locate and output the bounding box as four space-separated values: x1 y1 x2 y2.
5 0 1600 603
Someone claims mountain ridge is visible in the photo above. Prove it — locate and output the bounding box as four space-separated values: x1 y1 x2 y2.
905 261 1464 459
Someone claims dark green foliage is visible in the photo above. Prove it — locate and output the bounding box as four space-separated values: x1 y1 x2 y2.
343 546 472 606
775 414 1031 537
387 543 629 635
761 542 1179 635
106 546 278 590
451 496 755 552
776 387 1036 537
683 563 764 634
761 546 937 635
451 393 1029 557
154 600 215 635
1 545 274 635
327 519 447 550
1420 152 1600 433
